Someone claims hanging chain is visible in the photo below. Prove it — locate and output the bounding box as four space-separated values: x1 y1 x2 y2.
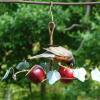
49 2 54 22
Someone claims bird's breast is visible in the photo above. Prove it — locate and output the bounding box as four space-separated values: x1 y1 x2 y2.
54 56 71 63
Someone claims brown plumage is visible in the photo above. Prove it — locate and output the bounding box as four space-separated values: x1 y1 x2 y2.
29 46 75 65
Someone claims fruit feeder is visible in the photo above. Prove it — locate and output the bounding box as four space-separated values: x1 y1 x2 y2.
27 3 77 85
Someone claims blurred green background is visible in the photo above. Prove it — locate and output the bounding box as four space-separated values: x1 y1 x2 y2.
0 0 100 100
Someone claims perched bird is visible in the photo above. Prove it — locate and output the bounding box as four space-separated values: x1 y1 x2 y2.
29 46 75 66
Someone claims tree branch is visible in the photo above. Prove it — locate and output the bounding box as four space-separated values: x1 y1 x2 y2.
85 0 93 17
0 1 100 6
75 38 86 53
65 24 81 31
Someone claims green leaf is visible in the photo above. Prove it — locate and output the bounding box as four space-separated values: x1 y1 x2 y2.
16 61 30 70
40 62 49 73
2 67 13 81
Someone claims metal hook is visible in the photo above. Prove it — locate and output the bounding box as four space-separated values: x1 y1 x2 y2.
48 2 55 46
48 21 55 46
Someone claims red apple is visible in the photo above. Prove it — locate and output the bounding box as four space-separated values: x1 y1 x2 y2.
58 66 75 83
26 65 46 84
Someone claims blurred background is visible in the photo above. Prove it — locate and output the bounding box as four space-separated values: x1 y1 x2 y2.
0 0 100 100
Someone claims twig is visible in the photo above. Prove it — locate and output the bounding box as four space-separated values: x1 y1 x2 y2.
85 0 94 17
75 38 86 53
65 24 81 31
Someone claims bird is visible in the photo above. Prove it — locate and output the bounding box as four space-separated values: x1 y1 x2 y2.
29 46 75 66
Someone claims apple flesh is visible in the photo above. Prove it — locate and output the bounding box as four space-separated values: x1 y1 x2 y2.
26 65 46 84
58 66 75 83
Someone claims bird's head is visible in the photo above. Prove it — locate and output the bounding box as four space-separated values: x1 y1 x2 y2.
67 58 75 67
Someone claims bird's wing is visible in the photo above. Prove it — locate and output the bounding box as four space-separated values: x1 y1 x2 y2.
43 46 73 57
28 52 55 59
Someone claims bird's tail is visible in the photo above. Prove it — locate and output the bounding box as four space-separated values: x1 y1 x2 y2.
28 52 55 60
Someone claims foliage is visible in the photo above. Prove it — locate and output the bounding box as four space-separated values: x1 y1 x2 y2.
0 0 100 100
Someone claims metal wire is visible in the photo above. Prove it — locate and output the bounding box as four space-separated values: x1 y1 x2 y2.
0 1 100 6
49 2 54 22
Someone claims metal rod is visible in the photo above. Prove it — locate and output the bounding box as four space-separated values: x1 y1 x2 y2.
0 1 100 6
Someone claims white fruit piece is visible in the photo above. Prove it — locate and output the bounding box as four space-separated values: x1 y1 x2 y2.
47 70 61 85
91 68 100 82
73 68 86 82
